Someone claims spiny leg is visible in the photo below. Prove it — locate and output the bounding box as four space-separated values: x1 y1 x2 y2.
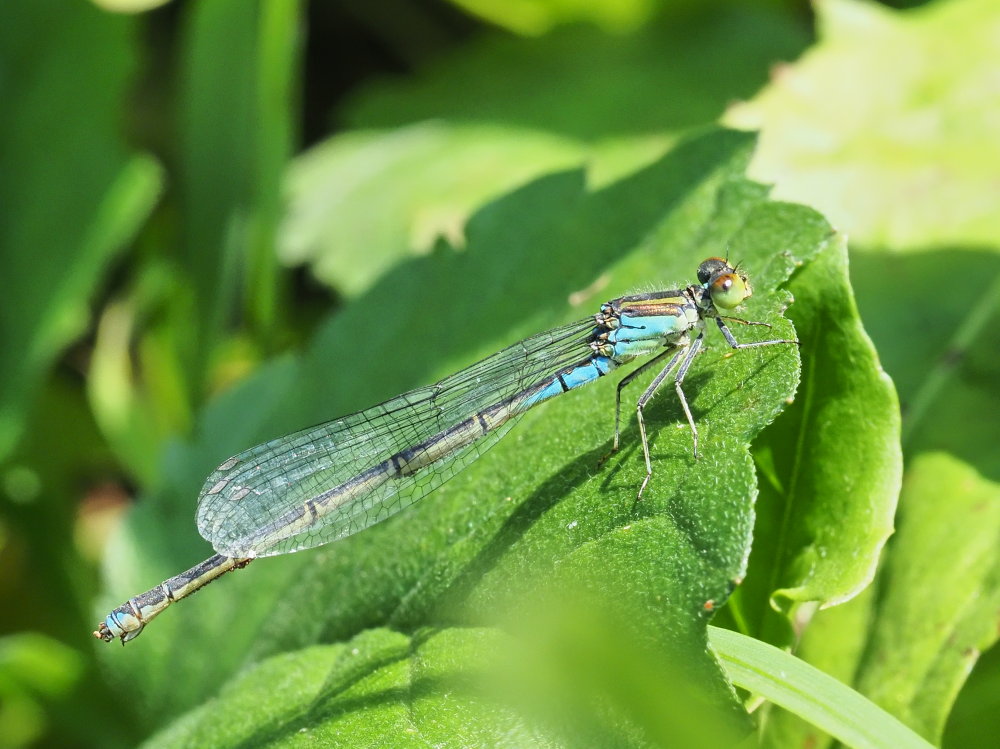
612 347 683 451
628 318 797 497
682 318 795 457
634 334 704 498
715 316 798 348
719 315 773 329
597 348 682 471
669 332 706 461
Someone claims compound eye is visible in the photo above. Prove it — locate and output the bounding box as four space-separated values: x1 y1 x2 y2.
711 272 751 309
697 257 730 285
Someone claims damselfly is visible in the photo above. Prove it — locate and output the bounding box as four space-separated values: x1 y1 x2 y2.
95 257 796 644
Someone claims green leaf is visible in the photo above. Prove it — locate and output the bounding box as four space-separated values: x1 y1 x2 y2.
82 0 303 483
444 0 661 35
757 587 876 749
720 5 1000 738
145 616 754 748
944 641 1000 747
727 233 901 643
282 9 809 297
746 245 1000 745
725 0 1000 251
279 123 589 298
0 633 85 749
709 626 936 749
760 452 1000 747
0 0 162 460
347 11 807 140
87 262 196 485
95 129 831 741
142 642 346 749
90 0 173 12
852 453 1000 742
175 0 302 384
851 249 1000 483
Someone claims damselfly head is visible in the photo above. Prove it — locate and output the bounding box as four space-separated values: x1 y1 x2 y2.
697 257 753 310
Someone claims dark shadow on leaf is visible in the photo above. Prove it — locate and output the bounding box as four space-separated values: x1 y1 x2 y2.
348 12 810 141
226 677 456 749
423 441 616 618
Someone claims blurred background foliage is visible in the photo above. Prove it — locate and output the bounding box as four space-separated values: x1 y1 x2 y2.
0 0 997 747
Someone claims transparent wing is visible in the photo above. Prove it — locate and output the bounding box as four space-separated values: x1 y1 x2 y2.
196 318 598 557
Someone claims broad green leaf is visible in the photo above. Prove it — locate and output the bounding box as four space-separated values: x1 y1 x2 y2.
726 234 901 643
147 615 752 748
725 0 1000 251
850 249 998 744
347 11 807 139
96 129 831 741
852 453 1000 742
282 9 809 297
0 0 162 461
762 453 1000 747
720 12 1000 740
723 7 1000 727
142 628 568 748
751 245 1000 745
142 642 345 749
279 123 589 298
